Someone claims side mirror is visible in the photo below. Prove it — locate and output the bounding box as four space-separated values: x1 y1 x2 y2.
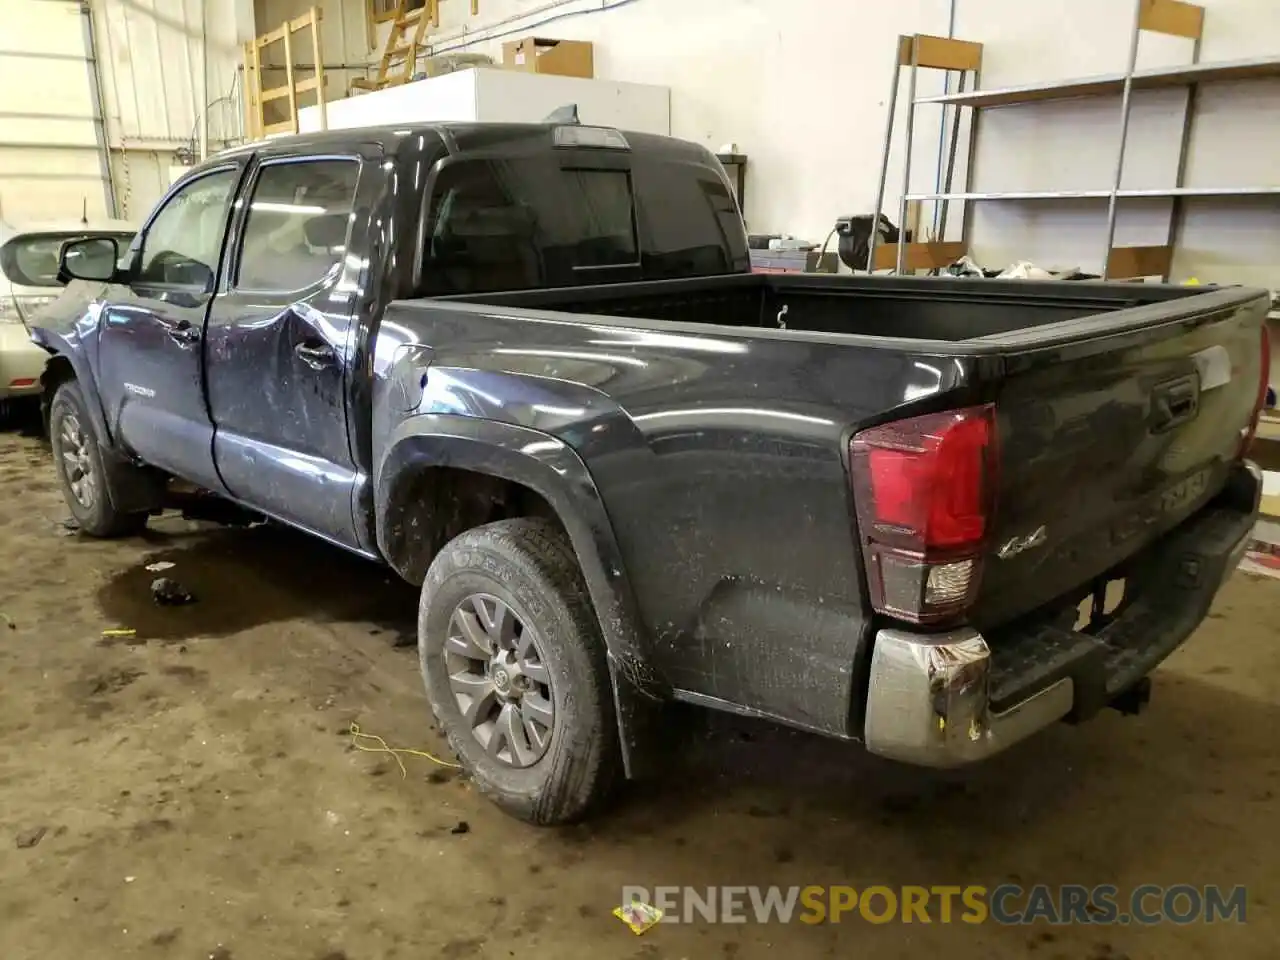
59 236 119 283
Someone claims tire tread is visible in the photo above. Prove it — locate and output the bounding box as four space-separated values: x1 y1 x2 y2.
420 517 620 825
49 381 148 538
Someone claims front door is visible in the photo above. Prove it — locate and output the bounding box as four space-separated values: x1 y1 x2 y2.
204 153 368 548
97 165 242 492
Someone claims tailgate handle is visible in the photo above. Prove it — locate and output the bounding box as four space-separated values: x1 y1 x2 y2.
1150 375 1198 433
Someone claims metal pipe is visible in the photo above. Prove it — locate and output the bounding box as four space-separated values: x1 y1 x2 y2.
0 48 91 63
79 0 119 219
259 62 371 71
866 38 903 273
959 89 983 251
937 72 966 240
0 111 98 122
0 141 114 151
199 0 210 161
428 0 641 55
1102 0 1145 279
896 41 921 275
1163 32 1204 280
0 170 110 181
933 0 958 235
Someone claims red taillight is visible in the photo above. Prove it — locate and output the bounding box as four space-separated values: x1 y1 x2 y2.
850 405 998 625
1240 324 1271 458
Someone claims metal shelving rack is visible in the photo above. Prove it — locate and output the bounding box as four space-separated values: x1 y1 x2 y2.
870 0 1280 279
866 33 983 275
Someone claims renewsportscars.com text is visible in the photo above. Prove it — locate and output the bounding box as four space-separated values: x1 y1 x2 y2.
620 884 1248 925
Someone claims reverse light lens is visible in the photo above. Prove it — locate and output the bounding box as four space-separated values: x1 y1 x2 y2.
926 559 976 605
850 405 998 625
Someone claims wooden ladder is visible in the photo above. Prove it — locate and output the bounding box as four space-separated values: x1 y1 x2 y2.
244 7 327 139
351 0 439 95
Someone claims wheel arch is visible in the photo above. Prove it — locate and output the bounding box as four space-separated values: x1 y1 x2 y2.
376 415 667 778
34 334 112 449
41 343 165 517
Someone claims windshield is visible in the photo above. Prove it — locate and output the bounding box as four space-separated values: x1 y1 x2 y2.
0 231 135 288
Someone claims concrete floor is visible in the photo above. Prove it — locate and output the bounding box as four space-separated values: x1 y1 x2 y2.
0 428 1277 960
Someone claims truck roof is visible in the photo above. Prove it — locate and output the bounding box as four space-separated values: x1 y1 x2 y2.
216 121 701 160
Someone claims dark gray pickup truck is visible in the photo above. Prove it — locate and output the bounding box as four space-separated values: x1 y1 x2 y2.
32 121 1268 824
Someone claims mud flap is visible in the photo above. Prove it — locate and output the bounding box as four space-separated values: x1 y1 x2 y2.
99 450 167 515
609 656 669 781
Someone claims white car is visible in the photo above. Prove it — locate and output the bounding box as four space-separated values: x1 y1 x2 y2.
0 219 135 402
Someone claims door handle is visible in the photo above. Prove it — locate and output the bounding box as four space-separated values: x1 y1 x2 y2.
1149 375 1199 434
295 341 337 370
163 320 200 346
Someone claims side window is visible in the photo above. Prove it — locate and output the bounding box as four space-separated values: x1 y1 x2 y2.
236 159 359 292
422 162 542 296
137 169 237 287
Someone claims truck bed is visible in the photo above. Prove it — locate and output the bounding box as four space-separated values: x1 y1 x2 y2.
386 274 1267 734
448 272 1224 345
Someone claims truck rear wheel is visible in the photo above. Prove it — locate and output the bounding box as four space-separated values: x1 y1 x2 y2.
49 381 148 538
418 517 619 825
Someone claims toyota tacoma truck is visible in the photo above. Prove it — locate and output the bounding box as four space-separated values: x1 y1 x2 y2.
31 121 1268 825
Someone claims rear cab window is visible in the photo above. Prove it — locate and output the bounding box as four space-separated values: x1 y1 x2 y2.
418 133 747 295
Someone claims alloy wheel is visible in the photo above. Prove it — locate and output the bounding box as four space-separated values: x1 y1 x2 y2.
444 593 555 768
58 411 97 510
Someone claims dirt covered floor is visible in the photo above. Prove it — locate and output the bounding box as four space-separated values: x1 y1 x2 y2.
0 427 1277 960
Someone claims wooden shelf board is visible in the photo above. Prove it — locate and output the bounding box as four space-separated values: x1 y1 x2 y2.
873 241 967 272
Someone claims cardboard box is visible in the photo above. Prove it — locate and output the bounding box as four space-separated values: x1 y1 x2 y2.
501 37 594 79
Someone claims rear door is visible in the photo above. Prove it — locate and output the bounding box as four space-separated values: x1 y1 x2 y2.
974 294 1268 629
204 151 371 549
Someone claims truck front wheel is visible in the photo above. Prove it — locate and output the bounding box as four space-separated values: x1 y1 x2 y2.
418 517 620 825
49 381 148 538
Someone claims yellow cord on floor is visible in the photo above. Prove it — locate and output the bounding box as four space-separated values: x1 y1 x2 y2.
348 722 462 777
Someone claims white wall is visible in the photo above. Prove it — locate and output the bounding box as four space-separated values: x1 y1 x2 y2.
232 0 1280 284
328 0 1274 283
358 0 957 241
954 0 1280 282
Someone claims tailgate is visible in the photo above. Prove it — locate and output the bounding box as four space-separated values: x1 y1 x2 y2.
973 288 1268 629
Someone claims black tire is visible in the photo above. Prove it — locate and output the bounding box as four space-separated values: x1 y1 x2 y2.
48 380 148 538
419 517 620 825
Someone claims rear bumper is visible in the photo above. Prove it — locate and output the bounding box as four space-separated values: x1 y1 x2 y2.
0 324 47 398
863 460 1260 767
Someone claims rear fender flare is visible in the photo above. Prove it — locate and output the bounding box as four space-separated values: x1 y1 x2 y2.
376 415 665 711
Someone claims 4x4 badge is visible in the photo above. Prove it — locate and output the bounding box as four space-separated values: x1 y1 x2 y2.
997 525 1048 559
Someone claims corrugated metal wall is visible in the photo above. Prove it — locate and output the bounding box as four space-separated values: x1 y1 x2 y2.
92 0 256 219
0 0 112 223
